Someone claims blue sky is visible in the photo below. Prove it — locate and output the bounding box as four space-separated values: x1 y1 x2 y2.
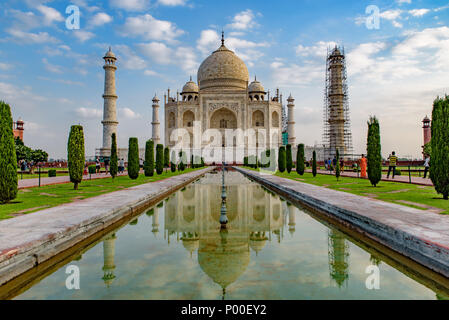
1 0 449 159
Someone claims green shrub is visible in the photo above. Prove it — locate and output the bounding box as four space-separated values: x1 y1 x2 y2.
296 144 305 175
367 116 382 187
335 148 341 181
67 125 85 190
48 169 57 177
430 96 449 199
395 169 402 176
178 150 185 171
278 146 286 173
164 147 170 168
312 150 317 177
156 144 164 175
88 165 96 174
144 140 154 177
110 133 118 179
201 157 205 167
128 137 139 180
286 145 293 173
0 101 18 203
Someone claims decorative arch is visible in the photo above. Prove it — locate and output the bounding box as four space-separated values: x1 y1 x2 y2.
272 111 279 127
183 110 195 127
168 112 175 128
252 110 264 127
210 108 237 129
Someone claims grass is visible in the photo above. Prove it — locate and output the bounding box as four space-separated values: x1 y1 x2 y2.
1 168 202 220
243 167 449 215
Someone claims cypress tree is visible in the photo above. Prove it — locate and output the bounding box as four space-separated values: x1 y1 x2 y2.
335 148 341 181
178 150 185 171
278 146 286 173
67 125 85 190
296 144 305 175
367 116 382 187
128 137 139 180
164 147 170 169
156 144 164 175
0 101 18 203
200 157 205 167
312 150 317 177
170 150 177 172
430 96 449 199
286 145 293 173
110 133 118 179
144 140 154 177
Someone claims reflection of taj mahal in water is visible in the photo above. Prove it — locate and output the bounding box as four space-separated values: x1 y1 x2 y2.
99 171 352 295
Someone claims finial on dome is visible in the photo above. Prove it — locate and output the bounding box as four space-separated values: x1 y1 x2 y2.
254 75 257 81
190 75 192 82
221 30 225 46
109 46 112 52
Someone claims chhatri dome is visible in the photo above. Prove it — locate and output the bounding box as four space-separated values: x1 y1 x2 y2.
197 32 249 90
182 76 199 94
248 76 265 93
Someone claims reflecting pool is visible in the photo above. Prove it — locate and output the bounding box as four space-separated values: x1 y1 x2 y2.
8 170 449 299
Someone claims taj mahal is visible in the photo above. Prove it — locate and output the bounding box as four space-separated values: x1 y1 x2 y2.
97 33 319 164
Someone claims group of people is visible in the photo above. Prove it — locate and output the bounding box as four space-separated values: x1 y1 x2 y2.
324 157 345 173
92 158 126 175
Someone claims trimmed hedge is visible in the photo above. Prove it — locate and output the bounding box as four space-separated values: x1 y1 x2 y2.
164 147 170 168
286 145 293 173
296 144 305 175
144 140 154 177
110 133 118 179
278 146 286 173
128 137 139 180
156 144 164 175
67 125 85 190
0 101 18 203
48 169 57 177
312 150 317 177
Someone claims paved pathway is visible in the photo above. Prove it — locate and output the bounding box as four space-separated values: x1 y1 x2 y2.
18 171 128 189
308 169 433 186
236 167 449 277
0 167 214 286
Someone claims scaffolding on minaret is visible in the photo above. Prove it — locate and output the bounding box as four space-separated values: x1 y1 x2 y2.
322 45 353 160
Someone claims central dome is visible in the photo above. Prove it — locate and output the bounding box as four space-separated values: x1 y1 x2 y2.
197 39 249 91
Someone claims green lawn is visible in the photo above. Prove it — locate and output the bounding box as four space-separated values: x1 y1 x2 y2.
244 167 449 215
1 168 202 220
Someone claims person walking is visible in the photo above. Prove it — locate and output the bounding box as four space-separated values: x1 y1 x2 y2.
387 151 398 179
332 156 337 172
119 158 125 174
359 154 367 178
95 158 101 174
104 157 110 174
423 155 430 179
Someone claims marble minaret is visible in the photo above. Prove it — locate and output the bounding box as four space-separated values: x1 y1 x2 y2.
151 94 161 146
287 94 296 146
102 233 117 287
101 47 118 156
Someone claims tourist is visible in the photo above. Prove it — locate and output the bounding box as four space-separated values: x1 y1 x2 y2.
423 155 430 179
119 158 125 173
387 151 398 179
360 154 367 178
332 156 337 172
95 158 101 174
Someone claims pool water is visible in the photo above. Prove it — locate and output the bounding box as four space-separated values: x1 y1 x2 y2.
12 170 449 299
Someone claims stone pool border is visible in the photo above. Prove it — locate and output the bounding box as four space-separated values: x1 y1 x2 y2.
0 167 214 286
234 167 449 278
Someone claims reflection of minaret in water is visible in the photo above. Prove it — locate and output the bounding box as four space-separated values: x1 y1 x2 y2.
287 204 296 236
152 207 159 236
102 233 117 287
328 229 349 288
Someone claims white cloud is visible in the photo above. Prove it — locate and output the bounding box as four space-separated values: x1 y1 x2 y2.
0 63 13 71
42 58 63 74
120 14 184 43
409 9 430 17
380 9 402 20
89 12 113 27
73 30 95 42
158 0 187 6
36 5 64 25
115 45 147 70
144 69 159 76
227 9 258 30
138 42 198 74
197 29 220 55
6 29 59 44
109 0 149 11
76 107 102 119
296 41 337 58
397 0 411 4
119 107 141 119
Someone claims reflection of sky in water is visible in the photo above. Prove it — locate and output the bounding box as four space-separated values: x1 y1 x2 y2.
14 171 443 300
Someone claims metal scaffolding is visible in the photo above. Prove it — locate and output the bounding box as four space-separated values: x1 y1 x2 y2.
322 45 353 160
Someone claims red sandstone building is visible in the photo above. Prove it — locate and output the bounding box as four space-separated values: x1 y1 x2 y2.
422 115 431 158
13 118 24 141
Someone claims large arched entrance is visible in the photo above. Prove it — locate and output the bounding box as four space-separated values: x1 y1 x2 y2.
210 108 238 163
